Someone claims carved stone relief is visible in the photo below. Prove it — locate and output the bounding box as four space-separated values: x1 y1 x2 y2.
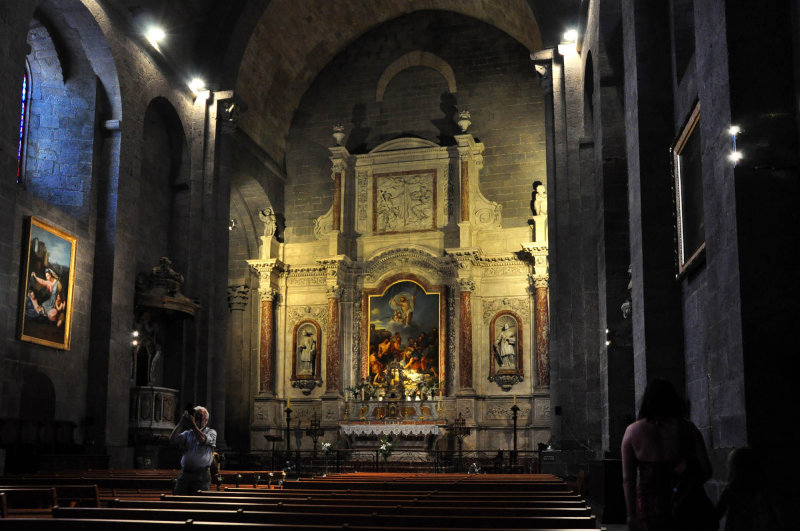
357 169 368 233
482 297 530 323
288 306 329 330
534 397 550 420
486 403 530 421
374 170 436 234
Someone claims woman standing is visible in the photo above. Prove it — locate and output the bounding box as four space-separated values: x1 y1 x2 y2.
621 379 714 530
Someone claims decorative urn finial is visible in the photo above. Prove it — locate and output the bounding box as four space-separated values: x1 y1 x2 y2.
333 124 346 146
457 110 471 133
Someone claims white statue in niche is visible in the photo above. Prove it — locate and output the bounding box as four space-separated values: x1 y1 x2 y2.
493 321 517 370
297 326 317 376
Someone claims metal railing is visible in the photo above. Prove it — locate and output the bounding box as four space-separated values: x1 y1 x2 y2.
224 448 540 476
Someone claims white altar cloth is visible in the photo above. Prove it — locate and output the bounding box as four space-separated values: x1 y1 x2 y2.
340 422 441 437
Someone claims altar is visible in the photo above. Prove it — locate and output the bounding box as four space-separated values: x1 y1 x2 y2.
340 399 446 450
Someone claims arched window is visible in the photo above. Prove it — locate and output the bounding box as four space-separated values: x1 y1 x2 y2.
17 68 30 182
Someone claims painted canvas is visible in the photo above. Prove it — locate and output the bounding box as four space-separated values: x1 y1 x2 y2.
19 217 77 350
366 279 442 393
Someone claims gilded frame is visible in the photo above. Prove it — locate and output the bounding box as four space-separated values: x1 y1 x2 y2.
672 101 706 276
361 275 446 393
19 216 77 350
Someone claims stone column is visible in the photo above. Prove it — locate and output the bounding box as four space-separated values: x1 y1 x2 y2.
325 285 343 394
534 278 550 387
258 287 277 395
248 259 283 397
458 279 475 393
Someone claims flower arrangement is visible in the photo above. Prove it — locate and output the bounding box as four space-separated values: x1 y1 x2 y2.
416 378 439 399
378 436 393 460
321 441 335 456
346 380 375 401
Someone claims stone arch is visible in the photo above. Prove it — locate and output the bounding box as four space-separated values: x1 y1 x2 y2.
376 51 457 103
21 0 120 224
135 97 190 276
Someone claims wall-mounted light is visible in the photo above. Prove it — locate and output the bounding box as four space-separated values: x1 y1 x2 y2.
558 29 578 56
229 219 238 231
131 330 140 347
605 328 612 347
189 77 206 94
145 26 166 47
729 125 742 167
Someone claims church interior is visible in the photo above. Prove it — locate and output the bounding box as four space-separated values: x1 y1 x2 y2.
1 0 798 526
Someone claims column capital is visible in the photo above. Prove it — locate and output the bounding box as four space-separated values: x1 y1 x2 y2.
227 284 250 311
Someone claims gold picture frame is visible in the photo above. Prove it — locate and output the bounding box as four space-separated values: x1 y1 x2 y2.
672 102 706 276
19 216 77 350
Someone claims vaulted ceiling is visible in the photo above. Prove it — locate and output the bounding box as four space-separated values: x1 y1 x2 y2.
102 0 579 165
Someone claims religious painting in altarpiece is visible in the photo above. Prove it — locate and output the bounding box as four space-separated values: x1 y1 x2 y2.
362 277 446 397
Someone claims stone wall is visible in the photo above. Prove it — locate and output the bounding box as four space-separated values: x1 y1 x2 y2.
284 10 545 243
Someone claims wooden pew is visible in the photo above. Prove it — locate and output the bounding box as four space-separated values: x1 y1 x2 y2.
0 487 56 517
51 506 597 529
113 498 593 520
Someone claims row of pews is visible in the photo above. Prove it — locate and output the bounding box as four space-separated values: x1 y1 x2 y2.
2 471 603 530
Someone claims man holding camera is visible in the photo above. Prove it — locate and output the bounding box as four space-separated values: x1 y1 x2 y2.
169 405 217 494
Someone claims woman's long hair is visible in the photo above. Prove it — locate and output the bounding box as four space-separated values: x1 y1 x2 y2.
637 378 684 420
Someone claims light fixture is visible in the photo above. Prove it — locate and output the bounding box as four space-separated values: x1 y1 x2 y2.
563 29 578 43
229 219 238 231
189 78 206 93
131 330 139 347
729 125 742 167
145 26 166 47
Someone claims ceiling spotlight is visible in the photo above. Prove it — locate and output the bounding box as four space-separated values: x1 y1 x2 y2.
146 26 166 46
563 29 578 43
189 78 206 93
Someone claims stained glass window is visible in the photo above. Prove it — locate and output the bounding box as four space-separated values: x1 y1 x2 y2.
17 72 28 181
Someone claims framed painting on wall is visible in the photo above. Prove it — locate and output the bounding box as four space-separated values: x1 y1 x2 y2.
362 277 445 395
672 101 705 276
19 216 77 350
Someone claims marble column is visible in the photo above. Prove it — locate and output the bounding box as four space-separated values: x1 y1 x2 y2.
325 286 343 394
458 279 475 392
258 288 276 395
534 278 550 387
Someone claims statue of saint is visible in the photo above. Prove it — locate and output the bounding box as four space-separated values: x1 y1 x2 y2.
533 181 547 216
493 323 516 369
259 207 277 239
297 328 316 375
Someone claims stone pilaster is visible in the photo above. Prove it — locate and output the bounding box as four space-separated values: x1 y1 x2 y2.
458 278 475 394
325 285 343 394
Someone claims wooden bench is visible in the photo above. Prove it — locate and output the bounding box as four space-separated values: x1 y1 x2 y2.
0 487 56 517
113 498 593 520
51 506 597 528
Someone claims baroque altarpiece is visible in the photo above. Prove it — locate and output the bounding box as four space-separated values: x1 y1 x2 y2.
245 133 551 452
